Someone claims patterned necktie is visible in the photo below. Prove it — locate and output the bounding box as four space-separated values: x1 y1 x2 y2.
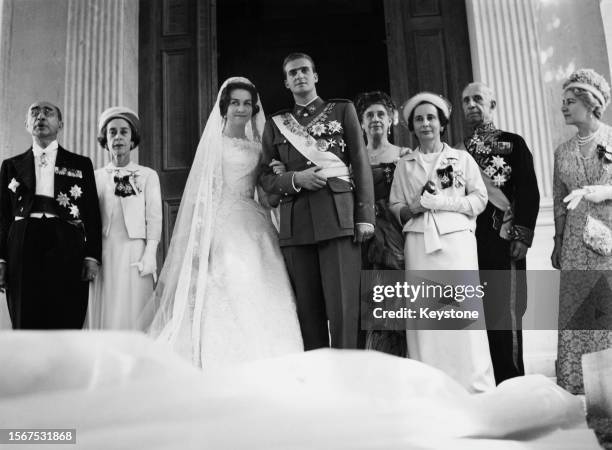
39 152 48 168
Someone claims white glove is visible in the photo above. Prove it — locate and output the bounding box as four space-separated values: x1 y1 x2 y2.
583 185 612 204
563 188 586 210
420 191 445 210
420 191 473 215
131 239 159 282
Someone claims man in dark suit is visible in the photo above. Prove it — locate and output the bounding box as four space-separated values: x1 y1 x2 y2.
260 53 375 350
0 101 102 329
459 82 540 383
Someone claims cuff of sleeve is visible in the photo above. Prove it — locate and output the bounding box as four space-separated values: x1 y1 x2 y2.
85 256 100 265
291 173 302 193
356 222 375 231
512 225 534 247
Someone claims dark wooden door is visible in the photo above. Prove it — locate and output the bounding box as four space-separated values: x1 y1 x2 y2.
384 0 473 147
139 0 217 256
139 0 473 257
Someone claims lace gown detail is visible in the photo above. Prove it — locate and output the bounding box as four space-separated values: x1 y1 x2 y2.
553 125 612 394
199 137 303 367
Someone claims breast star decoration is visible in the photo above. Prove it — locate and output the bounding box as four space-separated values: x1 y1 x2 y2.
56 186 82 219
70 185 83 199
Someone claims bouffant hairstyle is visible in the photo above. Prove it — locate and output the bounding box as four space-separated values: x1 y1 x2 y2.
218 81 260 117
97 116 141 149
354 91 397 122
407 101 450 136
282 52 316 78
563 69 611 119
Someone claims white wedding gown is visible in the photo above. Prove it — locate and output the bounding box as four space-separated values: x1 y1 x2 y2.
198 136 303 366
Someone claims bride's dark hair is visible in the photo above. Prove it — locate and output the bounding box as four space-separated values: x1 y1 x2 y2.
218 81 261 117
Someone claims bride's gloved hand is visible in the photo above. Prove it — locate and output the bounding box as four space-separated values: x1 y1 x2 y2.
131 239 159 283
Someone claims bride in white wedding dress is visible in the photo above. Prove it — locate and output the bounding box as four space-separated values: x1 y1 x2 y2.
145 77 303 367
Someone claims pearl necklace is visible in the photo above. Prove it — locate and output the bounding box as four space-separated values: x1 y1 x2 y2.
577 127 600 146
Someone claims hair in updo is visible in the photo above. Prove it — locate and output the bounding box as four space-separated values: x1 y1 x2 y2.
406 101 449 136
354 91 397 123
218 81 260 117
563 69 611 119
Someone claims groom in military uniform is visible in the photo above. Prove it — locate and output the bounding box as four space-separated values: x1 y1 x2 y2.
260 53 375 350
0 101 102 329
459 82 540 383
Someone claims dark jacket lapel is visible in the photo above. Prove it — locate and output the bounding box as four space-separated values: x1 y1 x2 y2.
14 148 35 193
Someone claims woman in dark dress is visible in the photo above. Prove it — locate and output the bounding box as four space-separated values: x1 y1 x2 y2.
355 91 410 356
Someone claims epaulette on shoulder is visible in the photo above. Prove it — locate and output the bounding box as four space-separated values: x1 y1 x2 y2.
328 98 352 104
271 108 291 117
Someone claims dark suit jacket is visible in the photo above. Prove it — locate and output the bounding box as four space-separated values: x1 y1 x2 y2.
0 146 102 261
260 99 375 246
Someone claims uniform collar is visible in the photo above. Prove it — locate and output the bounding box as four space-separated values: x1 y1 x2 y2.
293 97 324 118
473 121 496 136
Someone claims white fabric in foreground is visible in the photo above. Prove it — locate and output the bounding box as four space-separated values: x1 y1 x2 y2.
0 332 599 450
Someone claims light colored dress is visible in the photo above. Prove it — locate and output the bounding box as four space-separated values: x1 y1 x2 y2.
198 136 303 366
88 162 162 329
553 124 612 394
390 145 495 392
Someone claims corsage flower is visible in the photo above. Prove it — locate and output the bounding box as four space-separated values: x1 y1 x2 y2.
597 143 612 163
8 178 19 193
436 165 454 189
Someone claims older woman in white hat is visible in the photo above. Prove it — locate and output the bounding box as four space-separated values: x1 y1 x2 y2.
389 92 494 392
552 68 612 394
87 106 162 329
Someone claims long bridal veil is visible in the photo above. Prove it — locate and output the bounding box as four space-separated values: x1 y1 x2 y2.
141 77 266 366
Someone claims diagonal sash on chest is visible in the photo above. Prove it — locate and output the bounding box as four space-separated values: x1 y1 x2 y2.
272 113 350 182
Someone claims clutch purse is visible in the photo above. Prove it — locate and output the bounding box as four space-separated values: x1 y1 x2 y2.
583 215 612 256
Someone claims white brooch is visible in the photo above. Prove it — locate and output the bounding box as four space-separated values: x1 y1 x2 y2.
491 155 506 169
69 204 80 218
316 139 330 152
310 123 326 137
492 174 507 187
69 185 83 199
8 178 19 193
327 121 342 134
56 192 70 207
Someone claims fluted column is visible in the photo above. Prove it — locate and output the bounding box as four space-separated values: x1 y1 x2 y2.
465 0 554 207
63 0 138 168
0 0 14 160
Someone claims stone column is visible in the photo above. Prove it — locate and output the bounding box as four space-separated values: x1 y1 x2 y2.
0 0 14 159
63 0 139 168
465 0 558 375
466 0 554 207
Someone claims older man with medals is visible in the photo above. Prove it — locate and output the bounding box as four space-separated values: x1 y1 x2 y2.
0 101 102 329
260 53 375 350
459 82 540 383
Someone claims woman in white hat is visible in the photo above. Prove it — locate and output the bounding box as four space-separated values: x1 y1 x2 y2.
389 92 495 392
87 107 162 329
